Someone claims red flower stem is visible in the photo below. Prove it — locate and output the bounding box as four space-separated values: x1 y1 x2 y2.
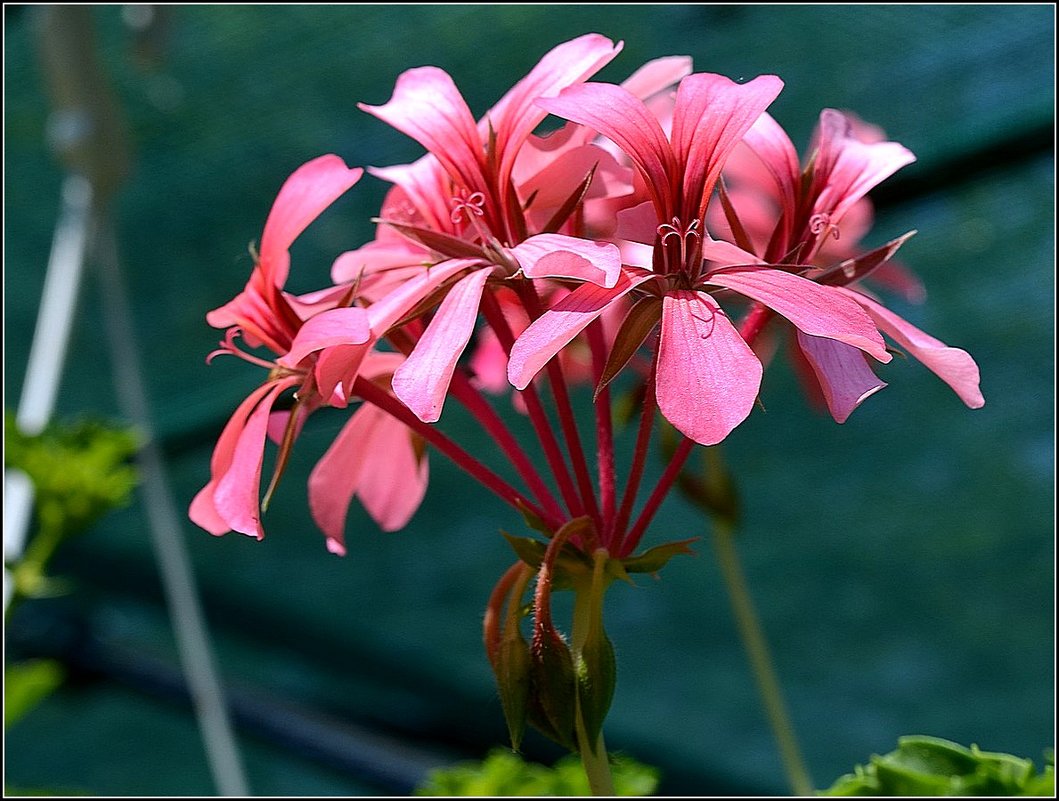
516 283 602 530
352 376 549 524
586 320 616 546
532 519 577 632
620 436 695 557
619 310 771 556
613 344 658 546
483 560 527 668
384 323 564 529
479 291 584 520
449 372 565 529
739 301 774 343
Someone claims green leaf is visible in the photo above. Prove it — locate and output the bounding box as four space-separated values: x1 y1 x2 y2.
5 660 64 729
415 748 660 796
514 499 554 537
621 538 698 575
819 735 1055 796
4 412 139 541
502 520 595 590
501 532 548 570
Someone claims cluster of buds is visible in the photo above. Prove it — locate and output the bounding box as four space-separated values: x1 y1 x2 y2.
190 34 983 753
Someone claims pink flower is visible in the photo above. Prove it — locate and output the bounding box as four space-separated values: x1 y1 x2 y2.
308 353 430 556
729 110 983 419
714 108 925 302
190 155 365 540
205 154 364 354
344 35 632 423
509 73 892 446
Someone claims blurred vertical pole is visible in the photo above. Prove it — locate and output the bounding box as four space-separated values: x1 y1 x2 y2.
27 6 250 795
3 173 93 610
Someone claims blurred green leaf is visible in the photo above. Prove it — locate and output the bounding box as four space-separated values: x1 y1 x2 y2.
820 735 1055 796
4 411 140 540
4 660 64 729
416 748 659 796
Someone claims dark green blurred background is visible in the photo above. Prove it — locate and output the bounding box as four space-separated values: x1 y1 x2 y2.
4 5 1054 796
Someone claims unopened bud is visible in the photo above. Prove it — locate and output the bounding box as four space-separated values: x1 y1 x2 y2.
528 619 578 752
576 615 616 752
495 616 532 751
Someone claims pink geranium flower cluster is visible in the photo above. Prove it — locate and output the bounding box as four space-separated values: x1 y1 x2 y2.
191 32 983 563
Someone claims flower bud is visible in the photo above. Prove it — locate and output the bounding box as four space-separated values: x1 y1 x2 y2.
576 615 616 752
495 614 532 751
528 616 578 752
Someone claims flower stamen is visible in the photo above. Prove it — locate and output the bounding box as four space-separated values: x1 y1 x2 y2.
207 328 277 370
657 217 701 277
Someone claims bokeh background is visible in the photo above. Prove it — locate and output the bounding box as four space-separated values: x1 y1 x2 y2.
4 4 1054 796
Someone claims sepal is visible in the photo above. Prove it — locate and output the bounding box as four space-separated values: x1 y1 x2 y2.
620 538 698 575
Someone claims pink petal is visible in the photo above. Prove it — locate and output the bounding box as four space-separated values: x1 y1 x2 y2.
837 288 984 408
516 143 630 232
285 284 356 319
308 402 376 552
616 201 662 244
671 73 784 218
741 111 800 221
360 350 407 380
867 259 927 304
391 267 492 422
309 403 429 551
356 408 429 532
507 269 656 389
705 267 891 362
700 235 762 267
365 257 481 334
331 239 428 285
796 331 887 423
537 83 676 219
212 381 291 539
620 56 693 103
812 109 915 225
369 155 455 234
656 291 762 445
279 307 371 368
511 233 622 288
488 34 622 191
189 482 231 537
359 67 487 193
190 381 279 536
469 326 509 394
259 155 363 287
314 344 370 408
205 284 289 354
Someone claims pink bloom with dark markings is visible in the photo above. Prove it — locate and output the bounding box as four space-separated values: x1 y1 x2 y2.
190 155 365 540
509 73 892 445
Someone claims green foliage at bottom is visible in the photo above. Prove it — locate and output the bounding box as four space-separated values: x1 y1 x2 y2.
416 748 659 796
820 736 1054 796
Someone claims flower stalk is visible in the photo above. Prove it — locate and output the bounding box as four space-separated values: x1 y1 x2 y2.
711 519 813 796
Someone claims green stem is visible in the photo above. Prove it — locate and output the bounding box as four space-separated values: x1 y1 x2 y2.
576 721 615 796
710 521 814 796
572 550 615 796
